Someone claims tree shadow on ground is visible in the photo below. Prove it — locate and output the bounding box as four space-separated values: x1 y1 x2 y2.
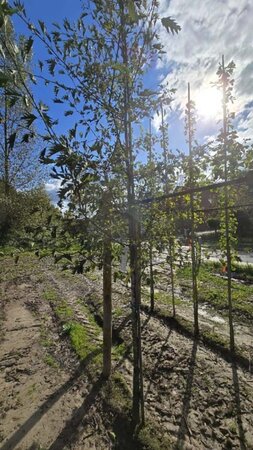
231 360 247 450
175 338 198 450
113 313 132 338
144 329 172 401
1 348 102 450
48 374 106 450
142 304 251 372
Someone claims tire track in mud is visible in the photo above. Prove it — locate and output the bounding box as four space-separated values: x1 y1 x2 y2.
0 263 111 450
47 266 253 450
7 259 251 450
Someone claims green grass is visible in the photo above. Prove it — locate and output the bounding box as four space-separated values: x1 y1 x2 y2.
103 372 173 449
137 422 172 450
55 302 74 319
0 245 18 256
40 327 53 348
177 264 253 321
154 291 182 306
43 291 101 362
77 300 101 336
86 272 98 281
43 288 59 303
65 321 98 360
113 307 123 318
102 371 131 413
112 342 127 360
44 354 59 368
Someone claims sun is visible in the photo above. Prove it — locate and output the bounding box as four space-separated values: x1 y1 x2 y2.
194 87 222 120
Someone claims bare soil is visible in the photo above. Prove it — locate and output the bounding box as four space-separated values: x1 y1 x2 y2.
1 254 253 450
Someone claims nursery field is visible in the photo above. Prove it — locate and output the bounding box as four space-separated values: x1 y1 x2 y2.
1 254 253 450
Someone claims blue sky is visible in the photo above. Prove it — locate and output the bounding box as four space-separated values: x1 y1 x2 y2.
12 0 253 200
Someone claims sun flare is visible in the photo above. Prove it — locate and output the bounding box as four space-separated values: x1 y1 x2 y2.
195 87 222 120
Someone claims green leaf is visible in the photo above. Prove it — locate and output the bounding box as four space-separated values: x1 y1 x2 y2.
8 132 16 150
47 58 56 76
139 89 156 97
6 88 22 97
0 42 5 58
52 22 61 29
64 110 74 116
54 253 72 263
53 98 64 104
48 143 67 155
38 60 43 71
38 20 46 34
0 71 10 87
42 112 54 127
24 36 33 56
22 132 34 143
22 113 37 127
128 0 138 22
161 17 181 34
9 96 19 107
13 1 26 15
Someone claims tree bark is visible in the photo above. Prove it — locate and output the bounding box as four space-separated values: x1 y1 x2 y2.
187 83 199 336
169 239 176 317
119 0 144 428
149 242 155 312
103 227 112 378
221 55 235 353
4 87 10 196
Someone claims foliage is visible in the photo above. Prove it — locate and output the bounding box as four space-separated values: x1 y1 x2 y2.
0 183 56 245
0 15 46 193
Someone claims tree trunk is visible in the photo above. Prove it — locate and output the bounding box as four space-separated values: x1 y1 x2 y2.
4 87 10 196
149 242 155 312
187 83 199 336
169 239 176 317
119 0 144 428
103 228 112 378
222 55 235 353
148 119 155 313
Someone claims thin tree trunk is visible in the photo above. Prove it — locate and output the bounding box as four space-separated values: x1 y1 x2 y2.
169 238 176 317
187 83 199 336
119 0 144 428
103 215 112 378
160 102 176 317
222 55 235 353
148 118 155 313
149 242 155 312
4 87 10 196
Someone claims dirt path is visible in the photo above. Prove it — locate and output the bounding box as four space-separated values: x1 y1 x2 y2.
1 256 253 450
0 259 109 450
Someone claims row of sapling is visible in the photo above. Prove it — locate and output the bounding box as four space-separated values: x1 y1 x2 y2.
134 57 253 352
212 57 248 353
1 0 182 429
2 0 253 432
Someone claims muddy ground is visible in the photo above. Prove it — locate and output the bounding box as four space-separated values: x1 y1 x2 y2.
0 254 253 450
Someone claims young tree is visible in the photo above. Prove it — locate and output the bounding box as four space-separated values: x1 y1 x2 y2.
212 57 246 353
0 15 45 194
6 0 180 429
185 83 199 336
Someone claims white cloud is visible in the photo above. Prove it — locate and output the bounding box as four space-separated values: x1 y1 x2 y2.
157 0 253 141
45 179 61 192
45 179 61 205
